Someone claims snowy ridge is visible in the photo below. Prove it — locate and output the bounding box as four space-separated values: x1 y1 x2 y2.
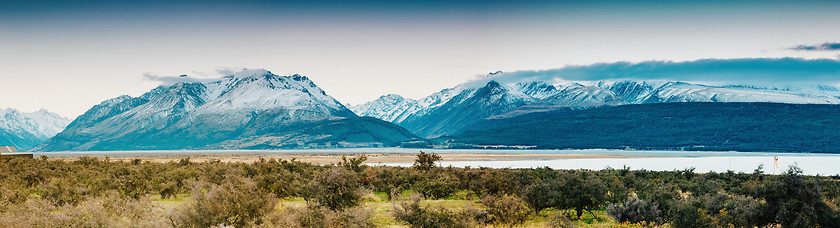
350 94 419 122
0 108 71 150
535 83 627 107
353 78 840 137
414 86 473 115
37 69 379 151
593 81 840 104
0 108 70 139
515 81 559 99
377 80 536 137
351 85 473 123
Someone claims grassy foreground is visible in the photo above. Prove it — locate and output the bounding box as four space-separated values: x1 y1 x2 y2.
147 191 630 227
1 153 839 227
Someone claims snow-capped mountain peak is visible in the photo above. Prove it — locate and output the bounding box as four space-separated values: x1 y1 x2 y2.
38 69 366 151
515 81 558 99
353 77 840 138
351 94 419 122
1 108 70 139
1 108 71 150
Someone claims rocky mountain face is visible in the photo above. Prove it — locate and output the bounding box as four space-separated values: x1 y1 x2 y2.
397 81 535 138
36 69 419 151
353 78 840 138
350 94 419 123
0 108 71 151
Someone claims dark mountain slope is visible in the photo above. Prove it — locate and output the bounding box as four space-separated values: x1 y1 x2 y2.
448 103 840 153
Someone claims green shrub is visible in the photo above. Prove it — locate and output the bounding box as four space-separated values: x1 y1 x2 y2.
393 196 473 228
461 168 522 196
413 172 459 199
606 197 662 225
523 172 608 218
305 167 363 210
547 213 577 228
0 180 29 207
325 205 376 227
0 191 167 228
699 192 767 227
523 179 560 213
668 198 717 228
168 176 277 228
291 203 328 228
481 194 531 227
37 178 87 206
254 170 304 198
159 181 178 199
259 202 376 228
758 166 840 227
339 154 368 173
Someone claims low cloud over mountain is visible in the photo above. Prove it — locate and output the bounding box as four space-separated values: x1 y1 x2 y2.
790 42 840 51
465 58 840 88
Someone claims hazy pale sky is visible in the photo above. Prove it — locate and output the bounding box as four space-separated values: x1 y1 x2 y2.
2 0 840 118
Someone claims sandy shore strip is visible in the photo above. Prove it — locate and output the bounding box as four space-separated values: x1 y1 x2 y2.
43 153 639 164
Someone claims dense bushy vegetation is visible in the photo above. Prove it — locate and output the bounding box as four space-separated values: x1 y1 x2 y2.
168 175 277 227
1 153 840 227
606 197 662 225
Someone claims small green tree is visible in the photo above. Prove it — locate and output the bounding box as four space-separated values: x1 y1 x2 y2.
523 172 608 219
414 150 441 171
523 180 560 213
339 154 368 173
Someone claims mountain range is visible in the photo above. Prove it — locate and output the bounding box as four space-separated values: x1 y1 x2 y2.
35 69 419 151
0 108 70 151
352 77 840 138
6 68 840 152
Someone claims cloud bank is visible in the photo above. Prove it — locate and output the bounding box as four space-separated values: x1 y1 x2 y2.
790 42 840 51
468 58 840 87
142 73 221 86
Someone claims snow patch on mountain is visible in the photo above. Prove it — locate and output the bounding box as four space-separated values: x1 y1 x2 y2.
0 108 71 150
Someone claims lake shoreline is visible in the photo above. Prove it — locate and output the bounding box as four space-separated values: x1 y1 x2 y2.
31 148 840 175
43 152 639 164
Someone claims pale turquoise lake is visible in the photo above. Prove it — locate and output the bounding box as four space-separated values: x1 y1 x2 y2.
34 148 840 175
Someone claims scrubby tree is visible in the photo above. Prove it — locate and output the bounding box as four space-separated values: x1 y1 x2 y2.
413 171 459 199
414 150 441 171
339 154 368 173
482 194 532 227
523 179 561 213
606 197 662 225
668 197 717 228
305 167 363 210
759 166 840 227
168 176 277 228
524 172 608 219
393 196 474 228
